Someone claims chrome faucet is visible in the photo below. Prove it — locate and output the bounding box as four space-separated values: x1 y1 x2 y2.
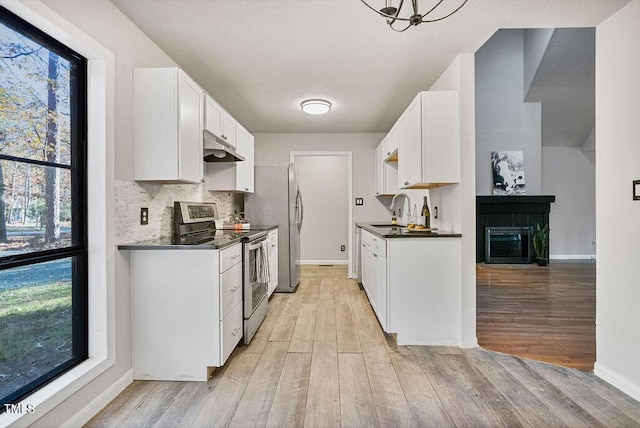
389 193 411 219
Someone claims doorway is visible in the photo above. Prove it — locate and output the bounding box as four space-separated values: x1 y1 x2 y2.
290 152 353 276
474 28 597 370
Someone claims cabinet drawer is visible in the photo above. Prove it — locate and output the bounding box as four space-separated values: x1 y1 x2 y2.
363 230 386 257
268 229 278 242
220 243 242 273
220 262 243 320
221 302 243 364
374 237 387 257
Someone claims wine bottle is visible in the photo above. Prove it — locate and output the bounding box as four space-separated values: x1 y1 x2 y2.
421 196 431 228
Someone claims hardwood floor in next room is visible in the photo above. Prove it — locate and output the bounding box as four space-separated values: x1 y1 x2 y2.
87 265 640 427
477 262 596 371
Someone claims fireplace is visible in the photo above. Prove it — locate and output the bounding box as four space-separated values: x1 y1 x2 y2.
477 195 555 263
485 227 534 264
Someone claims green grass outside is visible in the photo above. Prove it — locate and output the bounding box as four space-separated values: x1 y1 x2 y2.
0 281 72 364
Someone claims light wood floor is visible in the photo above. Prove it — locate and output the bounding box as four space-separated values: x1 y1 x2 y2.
477 262 596 371
87 265 640 427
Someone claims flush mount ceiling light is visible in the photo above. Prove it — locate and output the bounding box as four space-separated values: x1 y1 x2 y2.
361 0 468 32
301 99 332 115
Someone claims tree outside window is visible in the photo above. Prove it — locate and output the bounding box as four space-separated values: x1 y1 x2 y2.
0 6 87 410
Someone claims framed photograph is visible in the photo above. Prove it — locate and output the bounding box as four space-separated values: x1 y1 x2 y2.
492 151 526 195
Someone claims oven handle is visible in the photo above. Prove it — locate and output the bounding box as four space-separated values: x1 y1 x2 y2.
248 238 267 251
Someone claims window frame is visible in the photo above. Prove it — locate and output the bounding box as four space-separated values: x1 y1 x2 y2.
0 4 88 410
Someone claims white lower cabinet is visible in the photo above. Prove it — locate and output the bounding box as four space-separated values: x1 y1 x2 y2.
361 230 387 330
374 249 387 329
267 229 279 296
130 243 243 381
359 228 462 345
221 303 243 363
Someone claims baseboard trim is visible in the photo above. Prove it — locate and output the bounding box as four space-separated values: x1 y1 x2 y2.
594 362 640 402
300 260 348 265
62 368 133 427
550 255 596 261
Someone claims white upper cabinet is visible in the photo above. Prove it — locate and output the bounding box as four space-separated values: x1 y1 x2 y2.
374 145 384 196
383 125 399 161
205 94 236 148
398 91 459 189
244 131 255 193
234 125 247 192
205 122 254 193
134 68 204 183
375 130 400 196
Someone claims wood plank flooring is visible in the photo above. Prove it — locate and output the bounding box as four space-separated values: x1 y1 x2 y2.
87 264 640 427
477 262 596 371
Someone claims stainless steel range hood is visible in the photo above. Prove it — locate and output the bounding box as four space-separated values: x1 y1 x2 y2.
203 129 245 162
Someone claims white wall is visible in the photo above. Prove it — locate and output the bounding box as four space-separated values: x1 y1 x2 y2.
542 146 596 259
293 155 349 263
254 133 390 276
594 0 640 401
475 29 543 195
429 54 478 348
523 28 554 98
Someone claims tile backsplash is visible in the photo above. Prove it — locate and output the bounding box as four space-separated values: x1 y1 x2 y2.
115 179 241 244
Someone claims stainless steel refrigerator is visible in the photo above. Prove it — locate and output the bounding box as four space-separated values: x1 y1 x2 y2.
244 164 303 292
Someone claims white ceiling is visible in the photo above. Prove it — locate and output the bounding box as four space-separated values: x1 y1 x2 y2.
110 0 630 133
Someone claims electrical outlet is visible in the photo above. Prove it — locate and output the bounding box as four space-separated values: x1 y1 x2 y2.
140 207 149 225
434 206 439 219
340 245 345 252
355 198 363 206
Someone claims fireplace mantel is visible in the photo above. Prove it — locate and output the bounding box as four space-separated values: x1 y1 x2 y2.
476 195 555 262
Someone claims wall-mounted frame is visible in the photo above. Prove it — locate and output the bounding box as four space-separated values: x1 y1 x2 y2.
634 180 640 201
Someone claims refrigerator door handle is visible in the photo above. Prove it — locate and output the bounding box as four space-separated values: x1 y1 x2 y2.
297 189 304 232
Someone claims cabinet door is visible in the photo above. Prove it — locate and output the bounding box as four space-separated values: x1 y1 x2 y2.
362 244 377 312
375 254 387 330
235 125 247 192
398 96 422 188
205 94 224 138
222 112 236 148
385 125 399 159
178 71 204 183
361 243 371 297
205 94 236 147
421 91 460 185
369 251 378 313
243 132 254 193
374 145 383 196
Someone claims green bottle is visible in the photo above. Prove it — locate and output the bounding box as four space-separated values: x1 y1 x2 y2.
421 196 431 228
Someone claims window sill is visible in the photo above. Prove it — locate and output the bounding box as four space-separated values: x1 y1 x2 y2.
0 358 114 427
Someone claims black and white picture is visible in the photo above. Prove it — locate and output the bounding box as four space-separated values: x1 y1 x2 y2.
492 151 526 195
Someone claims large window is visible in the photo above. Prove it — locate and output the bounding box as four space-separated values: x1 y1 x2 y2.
0 6 87 410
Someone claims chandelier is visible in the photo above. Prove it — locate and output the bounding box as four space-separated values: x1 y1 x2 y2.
360 0 468 32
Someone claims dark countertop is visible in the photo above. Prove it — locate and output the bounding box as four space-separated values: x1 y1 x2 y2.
357 222 462 239
118 225 278 250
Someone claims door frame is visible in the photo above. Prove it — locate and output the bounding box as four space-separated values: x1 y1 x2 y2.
290 151 354 277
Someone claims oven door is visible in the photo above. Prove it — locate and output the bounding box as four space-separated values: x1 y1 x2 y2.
244 236 269 317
